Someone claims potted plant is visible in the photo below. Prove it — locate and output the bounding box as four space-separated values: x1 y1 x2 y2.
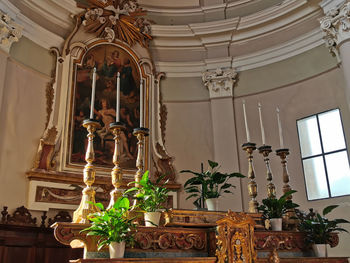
181 160 245 211
124 170 170 227
258 190 299 231
81 197 136 258
297 205 349 257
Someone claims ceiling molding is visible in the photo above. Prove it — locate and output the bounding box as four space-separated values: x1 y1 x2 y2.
2 0 326 75
0 0 63 49
155 28 324 77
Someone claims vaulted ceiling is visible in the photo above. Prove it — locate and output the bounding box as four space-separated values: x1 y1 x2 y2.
3 0 326 76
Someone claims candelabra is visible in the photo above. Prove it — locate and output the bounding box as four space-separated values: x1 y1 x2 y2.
73 119 101 223
242 143 258 213
258 145 276 198
107 122 126 209
133 127 149 187
276 148 296 229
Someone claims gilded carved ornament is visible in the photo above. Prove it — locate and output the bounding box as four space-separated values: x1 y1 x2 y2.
320 1 350 60
216 211 257 263
75 0 152 47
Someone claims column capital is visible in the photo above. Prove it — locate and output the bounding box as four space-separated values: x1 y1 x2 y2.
0 10 22 53
202 68 238 99
320 1 350 59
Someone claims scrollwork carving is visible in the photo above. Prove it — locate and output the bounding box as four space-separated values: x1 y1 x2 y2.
77 0 152 47
320 2 350 58
202 68 238 99
134 231 206 251
0 10 22 53
6 206 37 227
216 211 257 263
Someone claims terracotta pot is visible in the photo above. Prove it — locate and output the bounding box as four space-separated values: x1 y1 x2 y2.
109 241 125 258
270 218 282 231
205 198 219 211
312 244 328 257
144 211 161 227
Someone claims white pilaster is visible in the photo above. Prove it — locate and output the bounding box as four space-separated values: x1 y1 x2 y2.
320 0 350 111
202 68 243 211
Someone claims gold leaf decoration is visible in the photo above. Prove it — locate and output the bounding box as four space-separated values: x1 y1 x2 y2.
75 0 152 47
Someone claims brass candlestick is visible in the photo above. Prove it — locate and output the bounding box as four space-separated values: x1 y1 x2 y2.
258 145 276 198
133 127 149 187
276 148 296 229
107 122 126 209
73 119 101 223
242 143 258 213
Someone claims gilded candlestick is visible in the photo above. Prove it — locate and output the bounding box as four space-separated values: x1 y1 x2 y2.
258 145 276 198
73 119 101 223
242 142 258 213
107 122 126 210
133 127 149 187
276 148 296 229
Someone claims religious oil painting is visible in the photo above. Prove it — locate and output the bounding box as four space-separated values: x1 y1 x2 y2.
70 44 140 169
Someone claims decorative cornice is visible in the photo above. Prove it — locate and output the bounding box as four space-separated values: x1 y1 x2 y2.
0 9 22 53
202 68 237 99
320 1 350 58
0 0 63 49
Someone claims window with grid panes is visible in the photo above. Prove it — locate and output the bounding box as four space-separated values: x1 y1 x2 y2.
297 109 350 200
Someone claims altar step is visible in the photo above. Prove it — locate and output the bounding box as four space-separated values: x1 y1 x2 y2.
71 257 349 263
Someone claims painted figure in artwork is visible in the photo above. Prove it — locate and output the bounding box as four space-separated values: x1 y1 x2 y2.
71 45 140 168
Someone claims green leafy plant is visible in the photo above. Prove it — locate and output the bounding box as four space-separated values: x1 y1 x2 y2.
258 190 299 219
297 205 349 244
124 170 170 212
81 197 136 250
181 160 245 208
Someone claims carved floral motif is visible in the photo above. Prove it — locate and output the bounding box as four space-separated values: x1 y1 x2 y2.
0 10 22 52
202 68 238 99
76 0 152 46
320 2 350 59
134 231 206 250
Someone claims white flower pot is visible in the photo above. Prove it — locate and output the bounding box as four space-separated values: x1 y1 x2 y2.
205 198 219 211
144 211 161 227
109 241 125 258
270 218 282 231
312 244 328 257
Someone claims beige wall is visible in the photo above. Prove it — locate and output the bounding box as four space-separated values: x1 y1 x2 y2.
234 67 350 257
1 34 350 256
0 51 48 210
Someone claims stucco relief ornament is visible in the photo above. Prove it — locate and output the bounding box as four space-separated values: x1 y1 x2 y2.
0 11 23 52
75 0 152 46
320 2 350 60
202 68 237 98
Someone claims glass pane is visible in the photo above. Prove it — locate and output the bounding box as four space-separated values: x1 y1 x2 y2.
297 116 322 158
319 109 346 153
325 151 350 197
303 157 329 200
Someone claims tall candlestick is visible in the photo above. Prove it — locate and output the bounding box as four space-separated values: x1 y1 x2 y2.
276 107 284 149
258 102 266 145
242 100 251 142
89 67 97 119
116 72 120 122
140 79 144 127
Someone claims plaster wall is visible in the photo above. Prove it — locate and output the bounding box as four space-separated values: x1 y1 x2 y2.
0 52 47 210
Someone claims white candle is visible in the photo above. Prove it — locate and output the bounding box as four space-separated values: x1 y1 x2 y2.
258 102 266 145
276 107 284 149
116 72 120 122
140 79 144 127
89 67 97 119
242 100 251 142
